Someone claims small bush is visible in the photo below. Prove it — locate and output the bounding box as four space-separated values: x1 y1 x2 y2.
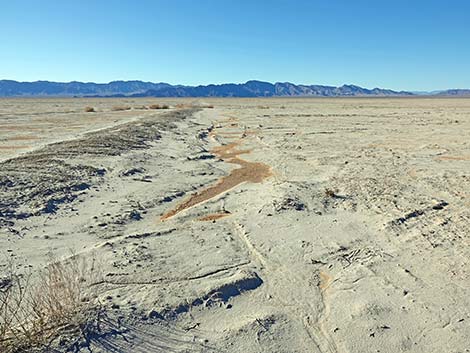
148 104 169 110
84 106 95 112
324 188 339 198
111 106 131 111
0 253 102 352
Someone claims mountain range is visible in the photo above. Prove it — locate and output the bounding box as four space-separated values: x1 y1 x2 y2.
0 79 468 97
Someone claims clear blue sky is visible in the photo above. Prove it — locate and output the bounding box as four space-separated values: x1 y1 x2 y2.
1 0 469 91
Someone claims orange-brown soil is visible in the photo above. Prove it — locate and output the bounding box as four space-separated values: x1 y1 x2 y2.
160 121 272 221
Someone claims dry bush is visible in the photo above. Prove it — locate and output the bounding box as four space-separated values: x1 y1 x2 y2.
111 106 131 111
174 103 214 109
0 253 102 352
324 188 339 198
148 104 169 110
175 103 192 109
84 106 95 113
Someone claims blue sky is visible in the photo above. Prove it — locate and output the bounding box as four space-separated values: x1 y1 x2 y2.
0 0 469 90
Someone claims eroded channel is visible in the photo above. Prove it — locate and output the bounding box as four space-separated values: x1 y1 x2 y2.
160 120 272 220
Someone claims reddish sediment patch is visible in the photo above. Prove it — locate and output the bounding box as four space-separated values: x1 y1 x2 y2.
319 271 333 291
8 135 39 141
197 212 232 222
0 145 31 150
0 125 44 131
160 123 272 221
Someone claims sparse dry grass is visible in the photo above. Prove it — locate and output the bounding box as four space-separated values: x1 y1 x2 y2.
84 106 95 113
0 253 102 352
148 104 169 110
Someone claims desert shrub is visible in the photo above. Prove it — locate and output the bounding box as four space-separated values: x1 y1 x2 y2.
148 104 169 110
175 103 213 109
0 253 102 352
175 103 191 109
111 106 131 111
324 188 339 198
84 106 95 112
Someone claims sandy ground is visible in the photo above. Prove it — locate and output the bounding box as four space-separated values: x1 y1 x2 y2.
1 97 469 352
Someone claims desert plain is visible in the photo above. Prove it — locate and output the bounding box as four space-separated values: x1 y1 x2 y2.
0 97 469 352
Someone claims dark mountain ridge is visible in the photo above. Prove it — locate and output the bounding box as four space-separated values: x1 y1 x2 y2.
436 89 470 96
0 80 171 97
0 79 416 97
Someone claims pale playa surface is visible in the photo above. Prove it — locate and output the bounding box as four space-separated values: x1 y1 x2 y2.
0 98 200 162
1 98 469 352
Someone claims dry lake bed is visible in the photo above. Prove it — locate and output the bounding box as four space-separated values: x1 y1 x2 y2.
1 97 469 352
